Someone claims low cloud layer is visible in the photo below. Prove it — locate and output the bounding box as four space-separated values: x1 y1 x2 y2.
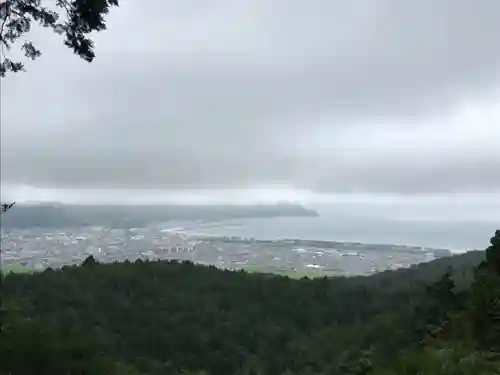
1 0 500 198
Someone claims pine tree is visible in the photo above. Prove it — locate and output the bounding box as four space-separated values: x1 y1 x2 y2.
421 267 458 339
485 230 500 275
469 230 500 352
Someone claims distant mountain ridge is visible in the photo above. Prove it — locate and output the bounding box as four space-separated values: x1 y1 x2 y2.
0 203 319 229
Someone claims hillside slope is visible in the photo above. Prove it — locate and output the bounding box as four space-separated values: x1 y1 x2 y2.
1 231 499 375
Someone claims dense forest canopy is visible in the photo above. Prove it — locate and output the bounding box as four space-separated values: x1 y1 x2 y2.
1 230 499 374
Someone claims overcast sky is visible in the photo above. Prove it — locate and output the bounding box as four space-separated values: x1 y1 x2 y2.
1 0 499 207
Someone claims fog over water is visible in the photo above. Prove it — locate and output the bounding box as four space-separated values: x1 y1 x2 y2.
1 1 498 252
2 187 498 252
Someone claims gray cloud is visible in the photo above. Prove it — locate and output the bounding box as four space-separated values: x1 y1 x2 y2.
1 0 500 195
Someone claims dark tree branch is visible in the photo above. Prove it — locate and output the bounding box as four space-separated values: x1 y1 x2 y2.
0 0 119 77
1 202 16 213
0 2 10 47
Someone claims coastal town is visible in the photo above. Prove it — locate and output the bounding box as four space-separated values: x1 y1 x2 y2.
1 223 451 276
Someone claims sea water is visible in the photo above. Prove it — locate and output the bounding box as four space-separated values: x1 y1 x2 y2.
182 209 497 252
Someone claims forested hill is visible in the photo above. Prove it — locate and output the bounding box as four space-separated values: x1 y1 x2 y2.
0 203 318 228
1 231 499 375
